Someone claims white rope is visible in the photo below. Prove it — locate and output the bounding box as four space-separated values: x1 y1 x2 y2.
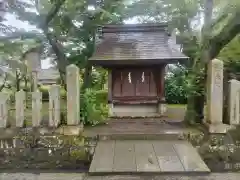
142 71 145 82
128 72 132 83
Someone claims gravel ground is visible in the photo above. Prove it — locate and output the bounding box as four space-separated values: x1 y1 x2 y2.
0 173 240 180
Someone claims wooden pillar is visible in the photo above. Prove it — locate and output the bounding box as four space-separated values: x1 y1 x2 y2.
108 69 113 116
108 69 113 103
160 64 166 101
157 65 167 114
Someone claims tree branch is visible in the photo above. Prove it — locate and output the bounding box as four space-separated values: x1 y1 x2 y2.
209 12 240 60
40 0 68 87
41 0 66 27
0 75 7 92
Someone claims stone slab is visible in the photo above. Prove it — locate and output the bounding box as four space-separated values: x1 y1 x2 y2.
173 141 210 172
134 141 160 172
89 140 115 173
113 140 136 172
153 141 185 172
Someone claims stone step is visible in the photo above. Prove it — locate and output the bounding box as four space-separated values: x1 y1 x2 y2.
96 132 184 141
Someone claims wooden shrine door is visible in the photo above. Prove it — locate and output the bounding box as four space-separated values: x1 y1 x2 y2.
112 68 158 101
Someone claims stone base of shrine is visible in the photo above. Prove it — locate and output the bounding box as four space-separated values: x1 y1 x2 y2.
108 103 167 117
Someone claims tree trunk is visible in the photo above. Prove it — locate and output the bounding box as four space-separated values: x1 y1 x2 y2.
81 63 92 92
185 0 213 124
44 30 69 89
184 60 206 124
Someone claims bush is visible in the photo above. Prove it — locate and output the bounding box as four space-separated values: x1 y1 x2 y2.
80 89 108 126
165 65 188 104
38 86 109 126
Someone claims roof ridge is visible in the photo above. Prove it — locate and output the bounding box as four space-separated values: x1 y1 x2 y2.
101 23 168 33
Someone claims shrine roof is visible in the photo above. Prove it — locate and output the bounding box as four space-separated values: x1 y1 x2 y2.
89 23 189 65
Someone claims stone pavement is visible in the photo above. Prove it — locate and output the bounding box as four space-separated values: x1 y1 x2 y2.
90 140 209 173
0 173 240 180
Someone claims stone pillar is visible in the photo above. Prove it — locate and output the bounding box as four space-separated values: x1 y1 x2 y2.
206 59 229 133
32 91 42 127
0 93 8 128
66 64 80 125
31 71 38 92
15 90 25 127
228 79 240 125
49 85 61 127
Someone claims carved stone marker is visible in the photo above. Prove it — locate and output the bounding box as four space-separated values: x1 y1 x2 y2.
49 85 61 127
15 90 26 127
206 59 230 133
0 93 8 128
228 79 240 125
66 64 80 125
32 91 42 127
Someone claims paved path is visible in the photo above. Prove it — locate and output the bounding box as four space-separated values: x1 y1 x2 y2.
0 173 239 180
89 140 209 174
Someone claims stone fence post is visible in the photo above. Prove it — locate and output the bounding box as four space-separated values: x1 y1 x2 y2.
0 93 8 128
15 90 25 127
228 79 240 125
49 85 61 127
32 91 42 127
66 64 80 125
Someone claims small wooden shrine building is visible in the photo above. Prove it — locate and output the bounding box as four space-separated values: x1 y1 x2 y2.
89 23 189 117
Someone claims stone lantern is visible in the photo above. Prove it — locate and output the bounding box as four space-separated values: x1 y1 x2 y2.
22 47 41 92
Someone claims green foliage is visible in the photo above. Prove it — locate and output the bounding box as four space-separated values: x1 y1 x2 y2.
80 89 108 126
219 35 240 73
39 85 66 101
91 67 108 90
165 65 188 104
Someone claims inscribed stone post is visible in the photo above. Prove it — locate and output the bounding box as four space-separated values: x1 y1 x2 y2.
49 85 61 127
0 93 8 128
206 59 228 133
15 90 26 127
66 64 80 125
228 79 240 125
32 91 42 127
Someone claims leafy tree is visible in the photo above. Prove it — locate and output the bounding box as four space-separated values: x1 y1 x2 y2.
123 0 240 124
0 0 126 125
1 0 125 88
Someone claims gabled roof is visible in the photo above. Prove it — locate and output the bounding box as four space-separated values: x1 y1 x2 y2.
89 23 188 66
